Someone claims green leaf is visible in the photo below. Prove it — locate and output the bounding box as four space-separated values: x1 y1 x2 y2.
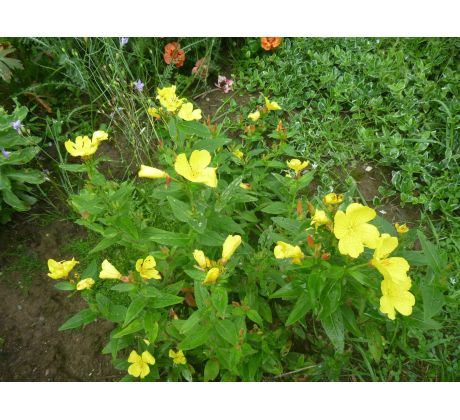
59 309 97 331
420 275 445 320
194 137 230 152
151 293 184 308
54 281 75 291
148 228 190 247
320 310 344 353
193 278 210 309
247 309 263 327
179 310 202 335
261 201 287 215
211 287 228 317
144 313 159 344
365 324 383 363
176 120 211 138
89 234 121 254
270 283 299 299
167 196 192 223
123 297 147 327
179 325 211 350
214 319 238 345
417 230 443 273
2 189 29 211
286 293 311 326
3 168 45 184
296 171 315 190
111 283 136 293
59 163 88 173
112 318 144 338
204 359 220 382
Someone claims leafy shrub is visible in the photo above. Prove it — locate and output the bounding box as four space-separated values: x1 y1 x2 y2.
47 86 453 381
0 104 45 223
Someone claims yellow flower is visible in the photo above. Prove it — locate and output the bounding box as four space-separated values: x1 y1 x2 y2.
138 165 168 179
265 97 282 111
127 350 155 379
147 107 160 118
169 349 187 365
91 130 109 146
156 85 184 112
136 256 161 280
222 234 242 263
76 277 95 291
323 192 344 205
311 209 330 228
333 203 380 258
178 102 202 121
203 267 220 285
371 234 410 284
65 136 98 158
174 150 217 188
239 182 251 190
248 110 260 121
287 159 309 173
47 258 79 280
395 223 409 234
232 150 244 160
379 276 415 320
274 241 304 264
99 259 122 280
193 249 207 269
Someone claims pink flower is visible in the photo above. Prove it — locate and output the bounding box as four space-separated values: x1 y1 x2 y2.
215 75 233 93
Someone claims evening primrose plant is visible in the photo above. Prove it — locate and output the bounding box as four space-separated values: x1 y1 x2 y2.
49 86 448 381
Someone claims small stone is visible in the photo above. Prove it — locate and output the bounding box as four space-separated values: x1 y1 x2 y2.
365 166 373 172
17 305 22 310
39 316 45 322
45 369 49 376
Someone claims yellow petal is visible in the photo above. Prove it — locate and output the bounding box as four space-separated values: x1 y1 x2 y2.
222 234 242 262
373 234 398 260
128 363 142 378
128 350 141 364
92 130 109 145
196 167 217 188
99 259 122 280
338 235 364 258
141 351 155 365
203 267 220 285
138 165 168 179
193 250 207 269
174 153 194 181
76 278 95 290
189 150 211 173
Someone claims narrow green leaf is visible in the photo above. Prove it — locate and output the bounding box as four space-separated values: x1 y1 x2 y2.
286 293 311 326
123 297 147 327
59 309 97 331
320 310 344 353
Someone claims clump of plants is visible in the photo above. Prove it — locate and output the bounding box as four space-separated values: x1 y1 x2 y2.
0 104 45 223
47 85 450 381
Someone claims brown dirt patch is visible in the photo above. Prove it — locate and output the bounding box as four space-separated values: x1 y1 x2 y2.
0 217 120 381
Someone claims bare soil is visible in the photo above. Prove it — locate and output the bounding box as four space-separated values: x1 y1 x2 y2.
0 217 120 381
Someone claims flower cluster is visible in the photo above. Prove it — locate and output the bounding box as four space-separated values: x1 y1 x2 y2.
64 130 109 159
194 234 242 285
151 85 202 121
272 199 415 320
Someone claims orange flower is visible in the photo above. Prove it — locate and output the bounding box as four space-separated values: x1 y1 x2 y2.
192 58 208 78
164 42 186 68
261 37 283 51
